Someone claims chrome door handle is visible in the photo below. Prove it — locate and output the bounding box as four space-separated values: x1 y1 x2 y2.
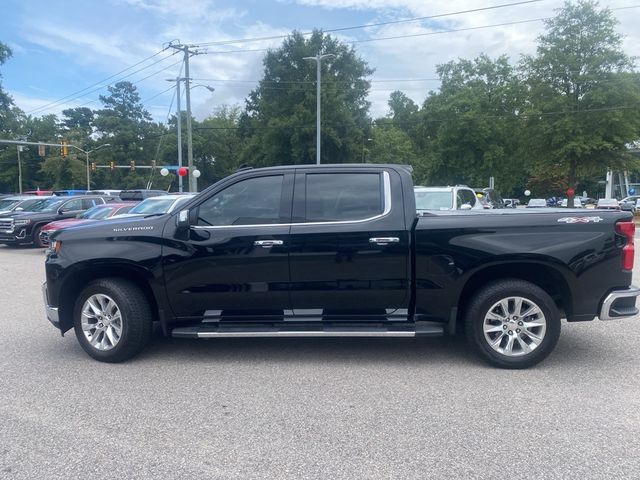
254 240 284 248
369 237 400 246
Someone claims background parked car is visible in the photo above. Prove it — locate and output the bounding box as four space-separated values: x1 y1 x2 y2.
414 186 482 212
111 194 195 218
39 202 136 246
22 190 53 196
526 198 549 208
560 198 584 208
0 195 53 215
503 198 520 208
118 189 166 202
473 188 505 209
0 195 108 247
596 198 621 211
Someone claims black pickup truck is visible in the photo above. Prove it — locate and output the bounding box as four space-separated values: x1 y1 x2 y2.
42 164 640 368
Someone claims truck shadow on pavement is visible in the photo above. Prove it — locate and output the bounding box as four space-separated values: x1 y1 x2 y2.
125 324 615 369
142 330 480 367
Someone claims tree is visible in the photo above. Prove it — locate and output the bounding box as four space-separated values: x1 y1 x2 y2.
387 91 420 142
522 0 640 205
61 107 94 142
239 30 373 166
418 54 526 195
92 82 158 189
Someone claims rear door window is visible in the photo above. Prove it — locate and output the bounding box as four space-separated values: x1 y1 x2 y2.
305 173 383 222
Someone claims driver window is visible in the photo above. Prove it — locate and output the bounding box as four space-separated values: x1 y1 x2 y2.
197 175 285 226
62 198 84 212
459 190 476 209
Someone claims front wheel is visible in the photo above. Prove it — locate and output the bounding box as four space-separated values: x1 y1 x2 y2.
73 278 153 362
464 279 561 369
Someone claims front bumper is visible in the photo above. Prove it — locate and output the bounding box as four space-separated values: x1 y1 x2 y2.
42 282 60 329
39 230 52 247
0 227 28 243
599 286 640 321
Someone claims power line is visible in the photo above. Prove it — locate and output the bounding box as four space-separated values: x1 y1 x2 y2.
191 0 546 47
186 5 639 56
26 48 171 115
142 85 175 104
61 59 184 110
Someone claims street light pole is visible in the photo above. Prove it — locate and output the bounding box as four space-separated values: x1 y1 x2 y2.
303 52 334 165
69 144 111 190
17 146 23 194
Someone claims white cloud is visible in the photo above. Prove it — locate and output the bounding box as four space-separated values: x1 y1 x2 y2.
10 0 640 123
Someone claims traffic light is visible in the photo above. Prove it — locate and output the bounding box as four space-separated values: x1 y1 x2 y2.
61 140 68 157
130 160 135 172
109 161 115 172
91 162 97 172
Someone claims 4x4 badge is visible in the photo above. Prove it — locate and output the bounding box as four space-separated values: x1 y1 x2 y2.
557 216 604 224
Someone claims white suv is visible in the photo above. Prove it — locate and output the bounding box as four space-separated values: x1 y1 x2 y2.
414 186 483 212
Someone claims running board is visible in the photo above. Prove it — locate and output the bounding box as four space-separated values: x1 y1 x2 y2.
171 322 443 339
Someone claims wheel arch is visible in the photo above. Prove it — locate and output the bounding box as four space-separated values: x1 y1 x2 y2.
57 263 161 334
456 260 574 321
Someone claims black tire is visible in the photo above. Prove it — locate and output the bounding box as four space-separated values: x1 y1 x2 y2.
73 278 153 363
464 279 561 369
32 226 44 248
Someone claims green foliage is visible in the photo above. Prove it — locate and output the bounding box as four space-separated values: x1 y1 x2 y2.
521 0 640 201
418 55 527 195
239 30 373 166
1 8 638 198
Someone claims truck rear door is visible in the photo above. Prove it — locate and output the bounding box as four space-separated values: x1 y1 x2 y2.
288 167 411 320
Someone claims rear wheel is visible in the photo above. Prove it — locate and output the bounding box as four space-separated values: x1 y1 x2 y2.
73 278 153 362
464 279 560 369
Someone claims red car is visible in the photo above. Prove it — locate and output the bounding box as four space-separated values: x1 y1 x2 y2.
39 203 135 246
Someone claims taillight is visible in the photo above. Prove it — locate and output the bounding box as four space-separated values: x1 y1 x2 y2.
615 220 635 270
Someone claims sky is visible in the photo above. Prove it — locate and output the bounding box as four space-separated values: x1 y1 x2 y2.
1 0 639 123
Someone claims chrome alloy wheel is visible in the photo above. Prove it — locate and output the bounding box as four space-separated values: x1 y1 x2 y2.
482 296 547 357
81 294 123 351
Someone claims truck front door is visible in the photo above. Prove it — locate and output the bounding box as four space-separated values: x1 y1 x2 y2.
288 168 411 321
163 172 294 321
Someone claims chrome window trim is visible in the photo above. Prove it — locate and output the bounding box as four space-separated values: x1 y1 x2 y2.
192 171 392 230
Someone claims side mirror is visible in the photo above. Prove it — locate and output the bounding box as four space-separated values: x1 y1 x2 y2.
176 209 190 229
57 208 65 215
461 204 472 210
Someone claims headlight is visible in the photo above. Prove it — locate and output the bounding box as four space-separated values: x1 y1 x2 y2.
14 218 31 226
48 240 62 255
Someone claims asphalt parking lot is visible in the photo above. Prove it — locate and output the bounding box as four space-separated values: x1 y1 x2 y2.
1 246 640 479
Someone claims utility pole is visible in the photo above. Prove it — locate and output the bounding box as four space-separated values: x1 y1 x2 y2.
166 77 184 192
303 52 334 165
183 46 196 192
168 43 203 192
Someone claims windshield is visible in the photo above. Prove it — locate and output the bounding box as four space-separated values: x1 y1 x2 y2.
414 191 453 210
0 199 21 211
528 199 547 207
80 206 114 220
27 198 66 212
128 198 176 215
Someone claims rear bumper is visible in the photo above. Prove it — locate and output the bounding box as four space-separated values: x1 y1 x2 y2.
599 286 640 321
42 282 60 329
